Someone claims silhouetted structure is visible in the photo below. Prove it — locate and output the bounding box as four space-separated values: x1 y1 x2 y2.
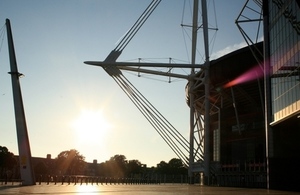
186 42 266 188
263 0 300 191
185 0 300 191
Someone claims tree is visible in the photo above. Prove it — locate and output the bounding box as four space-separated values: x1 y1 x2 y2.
156 159 187 175
106 154 127 178
55 149 85 175
127 159 142 176
0 146 17 179
156 160 169 174
168 158 187 175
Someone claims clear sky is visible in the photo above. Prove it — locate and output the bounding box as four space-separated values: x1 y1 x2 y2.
0 0 261 167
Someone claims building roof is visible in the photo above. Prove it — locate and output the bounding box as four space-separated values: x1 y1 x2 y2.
187 42 264 116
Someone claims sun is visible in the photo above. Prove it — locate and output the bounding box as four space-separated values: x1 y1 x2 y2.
71 109 111 144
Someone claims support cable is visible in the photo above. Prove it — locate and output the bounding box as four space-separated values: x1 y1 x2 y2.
110 73 191 166
0 24 6 54
115 0 161 52
86 0 203 167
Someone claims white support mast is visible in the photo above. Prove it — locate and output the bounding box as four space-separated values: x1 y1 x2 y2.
6 18 35 186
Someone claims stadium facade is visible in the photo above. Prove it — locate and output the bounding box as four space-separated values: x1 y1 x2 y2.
264 0 300 191
188 42 266 187
187 0 300 191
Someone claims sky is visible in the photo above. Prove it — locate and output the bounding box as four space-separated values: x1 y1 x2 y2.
0 0 261 167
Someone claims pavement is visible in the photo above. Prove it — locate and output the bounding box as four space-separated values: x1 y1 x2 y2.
0 184 299 195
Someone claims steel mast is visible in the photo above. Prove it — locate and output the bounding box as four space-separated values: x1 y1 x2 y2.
201 0 211 185
188 0 211 184
85 0 213 185
188 0 198 184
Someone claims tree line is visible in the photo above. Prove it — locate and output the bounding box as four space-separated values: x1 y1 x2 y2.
0 146 187 181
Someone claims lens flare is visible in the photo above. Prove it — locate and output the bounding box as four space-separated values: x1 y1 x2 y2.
224 64 264 88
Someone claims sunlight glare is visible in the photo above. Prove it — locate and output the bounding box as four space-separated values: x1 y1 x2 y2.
71 109 111 144
76 185 100 193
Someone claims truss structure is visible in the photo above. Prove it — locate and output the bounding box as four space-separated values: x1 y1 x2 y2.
236 0 263 64
85 0 215 183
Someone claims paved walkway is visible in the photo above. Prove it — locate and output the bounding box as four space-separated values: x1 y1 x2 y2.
0 184 299 194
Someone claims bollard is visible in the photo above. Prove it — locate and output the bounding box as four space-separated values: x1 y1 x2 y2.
39 175 42 185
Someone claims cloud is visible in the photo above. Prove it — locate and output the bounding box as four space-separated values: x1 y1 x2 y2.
211 41 248 60
211 36 264 60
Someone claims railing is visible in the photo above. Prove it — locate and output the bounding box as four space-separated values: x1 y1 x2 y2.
215 161 267 188
32 174 188 185
0 178 23 185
